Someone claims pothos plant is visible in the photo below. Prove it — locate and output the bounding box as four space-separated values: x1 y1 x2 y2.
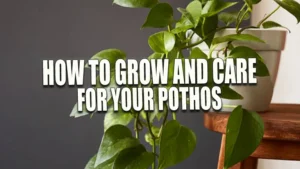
70 0 300 169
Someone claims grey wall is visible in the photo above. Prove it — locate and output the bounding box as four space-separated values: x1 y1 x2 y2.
0 0 246 169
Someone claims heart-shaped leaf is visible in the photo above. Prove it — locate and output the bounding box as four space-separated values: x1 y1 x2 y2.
113 0 158 8
88 49 126 70
275 0 300 23
172 9 195 34
202 0 237 17
219 11 250 25
172 17 194 34
224 106 264 168
104 105 133 131
94 125 140 167
158 120 197 169
229 46 269 76
212 34 265 45
262 21 291 32
113 144 155 169
177 8 195 26
142 3 173 28
186 0 203 27
148 31 176 53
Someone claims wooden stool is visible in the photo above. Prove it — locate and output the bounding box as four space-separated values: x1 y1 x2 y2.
204 104 300 169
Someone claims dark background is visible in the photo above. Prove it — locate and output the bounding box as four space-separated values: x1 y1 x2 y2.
0 0 246 168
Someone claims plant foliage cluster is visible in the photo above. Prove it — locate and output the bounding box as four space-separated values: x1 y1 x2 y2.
70 0 300 169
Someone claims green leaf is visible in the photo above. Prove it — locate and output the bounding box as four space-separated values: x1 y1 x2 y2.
193 15 218 47
229 46 269 76
113 144 155 169
113 0 158 8
148 31 176 53
145 126 160 146
177 8 195 26
186 0 203 27
158 120 197 169
188 47 208 59
104 105 133 131
220 85 243 100
85 155 98 169
275 0 300 23
224 106 264 168
173 0 202 33
88 49 126 70
172 13 194 34
244 0 261 10
201 0 209 4
145 133 159 146
85 155 114 169
255 59 270 77
142 3 173 28
70 103 90 118
202 0 238 17
262 21 291 32
95 125 140 168
212 34 265 45
219 11 250 25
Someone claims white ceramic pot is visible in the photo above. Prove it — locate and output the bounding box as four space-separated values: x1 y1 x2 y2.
189 28 287 112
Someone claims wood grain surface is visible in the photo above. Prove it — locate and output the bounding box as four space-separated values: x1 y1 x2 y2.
204 104 300 141
206 104 300 168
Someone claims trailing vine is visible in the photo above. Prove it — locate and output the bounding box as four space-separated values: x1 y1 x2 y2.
69 0 300 169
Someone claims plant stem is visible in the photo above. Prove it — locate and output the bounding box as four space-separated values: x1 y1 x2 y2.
134 113 140 139
146 112 156 169
256 6 280 27
236 4 247 25
152 141 156 169
223 42 231 57
172 112 177 120
182 38 207 49
238 26 258 34
146 112 156 139
168 23 173 32
186 31 195 42
158 109 169 137
236 9 249 33
182 26 230 49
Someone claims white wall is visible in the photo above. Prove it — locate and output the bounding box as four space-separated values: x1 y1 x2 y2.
252 0 300 168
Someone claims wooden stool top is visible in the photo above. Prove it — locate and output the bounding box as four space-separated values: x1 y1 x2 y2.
204 104 300 141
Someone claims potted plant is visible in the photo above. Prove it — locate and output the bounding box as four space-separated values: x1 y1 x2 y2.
70 0 300 169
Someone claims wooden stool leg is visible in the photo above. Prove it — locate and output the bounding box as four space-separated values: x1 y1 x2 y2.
217 134 226 169
218 134 258 169
231 157 258 169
